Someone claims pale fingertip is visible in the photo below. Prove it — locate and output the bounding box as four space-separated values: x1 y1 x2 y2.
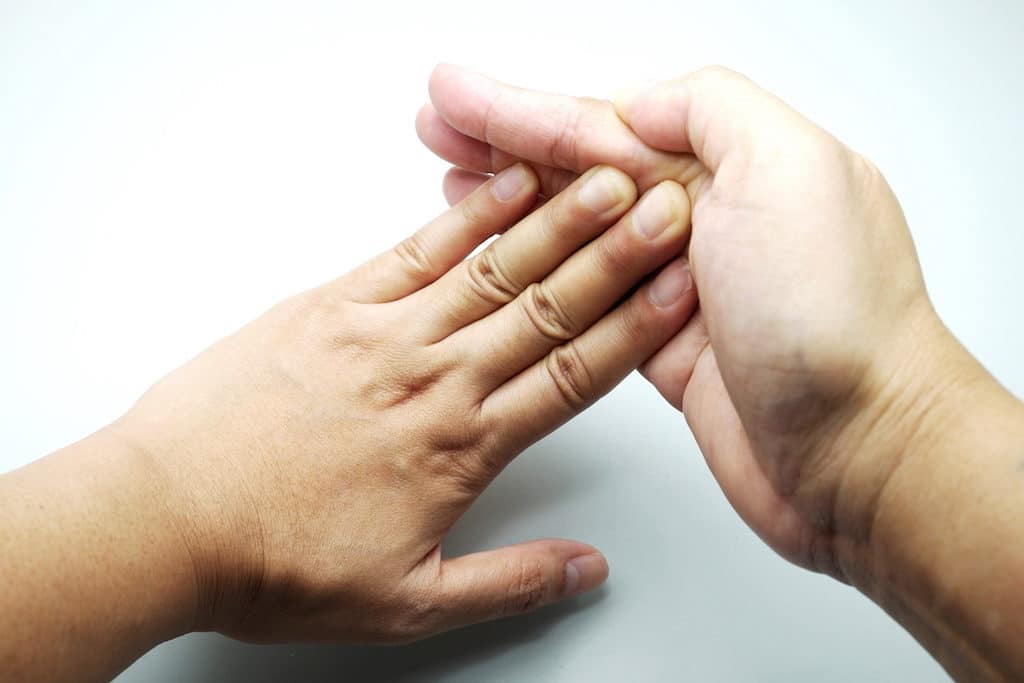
414 102 435 139
564 553 609 597
649 259 694 308
633 181 689 240
491 163 536 202
443 167 488 206
578 166 636 215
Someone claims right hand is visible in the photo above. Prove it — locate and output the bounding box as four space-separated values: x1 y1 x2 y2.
418 65 987 582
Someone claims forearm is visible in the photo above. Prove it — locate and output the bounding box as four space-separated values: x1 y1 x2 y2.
0 426 197 683
857 362 1024 681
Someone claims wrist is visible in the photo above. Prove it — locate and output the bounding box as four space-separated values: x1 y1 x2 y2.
833 313 1024 679
0 425 201 681
111 410 268 634
75 424 203 640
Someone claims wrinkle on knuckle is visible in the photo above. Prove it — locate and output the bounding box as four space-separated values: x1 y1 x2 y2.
549 104 584 169
522 282 577 342
545 342 593 411
615 295 650 340
369 354 455 409
394 233 436 282
466 248 520 305
458 191 489 229
504 560 547 616
595 230 633 275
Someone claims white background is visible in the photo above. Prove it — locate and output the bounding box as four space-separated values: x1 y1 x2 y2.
2 1 1022 681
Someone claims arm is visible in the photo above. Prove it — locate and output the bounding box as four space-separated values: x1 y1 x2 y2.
862 359 1024 681
0 163 698 682
0 431 196 682
417 64 1024 680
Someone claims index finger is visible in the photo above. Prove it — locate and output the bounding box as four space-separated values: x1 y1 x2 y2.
427 63 705 193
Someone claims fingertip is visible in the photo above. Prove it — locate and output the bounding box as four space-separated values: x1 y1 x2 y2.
614 81 694 154
632 180 691 242
612 80 658 119
489 162 539 203
564 551 609 597
428 64 499 137
414 102 436 142
577 165 638 217
442 167 489 206
648 258 695 310
597 164 639 205
656 178 693 226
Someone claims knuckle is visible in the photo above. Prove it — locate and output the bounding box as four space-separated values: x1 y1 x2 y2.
503 560 547 616
522 282 578 342
594 230 634 274
458 191 490 228
466 248 521 305
615 293 654 340
545 342 594 411
549 104 583 169
393 233 436 281
365 353 452 409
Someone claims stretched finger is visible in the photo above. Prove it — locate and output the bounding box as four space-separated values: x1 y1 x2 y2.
339 164 538 303
418 103 578 197
457 181 692 387
408 539 607 636
427 64 703 192
483 258 697 452
406 165 637 339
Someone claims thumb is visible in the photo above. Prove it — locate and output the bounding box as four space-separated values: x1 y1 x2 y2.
432 539 608 631
614 66 824 173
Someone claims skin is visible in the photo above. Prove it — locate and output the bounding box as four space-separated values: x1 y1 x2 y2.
416 64 1024 681
0 164 700 682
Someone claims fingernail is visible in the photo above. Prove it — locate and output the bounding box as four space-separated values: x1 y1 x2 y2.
578 167 626 214
492 164 530 202
564 553 609 597
649 260 693 308
634 184 679 239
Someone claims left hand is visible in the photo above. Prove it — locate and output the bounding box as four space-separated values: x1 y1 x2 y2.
114 162 697 644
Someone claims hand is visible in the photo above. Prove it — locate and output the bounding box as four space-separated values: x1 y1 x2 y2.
417 65 980 583
115 163 697 643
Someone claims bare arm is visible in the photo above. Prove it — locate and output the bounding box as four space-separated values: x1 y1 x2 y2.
0 430 196 681
0 164 697 681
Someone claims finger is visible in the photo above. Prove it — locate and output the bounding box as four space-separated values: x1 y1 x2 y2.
428 539 608 633
443 167 490 206
460 181 692 386
339 163 538 303
407 165 637 338
427 64 703 192
483 258 697 450
614 66 827 173
417 103 579 197
639 308 709 411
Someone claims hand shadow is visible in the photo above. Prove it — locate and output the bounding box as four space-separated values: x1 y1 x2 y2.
159 433 610 683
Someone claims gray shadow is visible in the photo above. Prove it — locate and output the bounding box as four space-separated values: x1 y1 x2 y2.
188 589 608 683
174 435 609 683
